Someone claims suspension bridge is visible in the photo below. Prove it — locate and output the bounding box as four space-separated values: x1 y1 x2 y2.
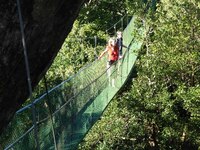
0 15 144 150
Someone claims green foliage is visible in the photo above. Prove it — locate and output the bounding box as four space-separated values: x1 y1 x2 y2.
79 0 200 149
61 20 108 73
79 0 127 30
126 0 200 149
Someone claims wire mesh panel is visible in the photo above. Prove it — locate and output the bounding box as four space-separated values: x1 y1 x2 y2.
0 16 144 150
0 106 34 150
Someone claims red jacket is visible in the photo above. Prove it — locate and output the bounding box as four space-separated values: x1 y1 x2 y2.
107 45 119 61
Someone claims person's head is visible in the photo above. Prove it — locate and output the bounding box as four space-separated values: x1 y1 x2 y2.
117 31 122 38
108 37 116 46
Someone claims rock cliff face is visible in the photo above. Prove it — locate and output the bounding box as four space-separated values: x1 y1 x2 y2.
0 0 86 134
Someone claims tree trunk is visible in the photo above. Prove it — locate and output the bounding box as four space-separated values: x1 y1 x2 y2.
0 0 86 134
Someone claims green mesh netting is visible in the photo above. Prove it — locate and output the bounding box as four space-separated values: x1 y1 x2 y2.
0 16 144 150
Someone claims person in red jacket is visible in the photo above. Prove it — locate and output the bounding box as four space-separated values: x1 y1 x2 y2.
98 38 119 87
98 37 119 67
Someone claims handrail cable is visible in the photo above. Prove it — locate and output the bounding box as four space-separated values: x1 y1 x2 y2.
16 0 39 149
43 76 58 150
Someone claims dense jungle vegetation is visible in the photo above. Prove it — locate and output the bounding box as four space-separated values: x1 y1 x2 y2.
25 0 200 149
